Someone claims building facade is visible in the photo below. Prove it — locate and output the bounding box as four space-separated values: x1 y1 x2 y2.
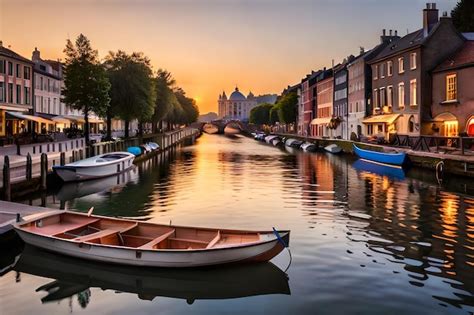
0 42 34 143
429 40 474 137
367 4 465 140
311 69 333 137
218 87 257 121
333 57 355 139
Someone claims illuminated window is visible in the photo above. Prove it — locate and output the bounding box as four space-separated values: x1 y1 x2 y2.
387 86 393 107
446 74 457 101
410 53 417 70
387 61 393 76
410 79 417 106
398 83 405 108
398 57 404 74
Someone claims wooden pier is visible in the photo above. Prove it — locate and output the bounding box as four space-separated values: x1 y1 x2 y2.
0 200 54 236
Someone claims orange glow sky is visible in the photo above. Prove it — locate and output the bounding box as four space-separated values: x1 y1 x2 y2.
1 0 457 114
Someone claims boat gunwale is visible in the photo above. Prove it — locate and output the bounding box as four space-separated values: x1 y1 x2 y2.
52 152 135 169
353 144 406 157
14 211 290 254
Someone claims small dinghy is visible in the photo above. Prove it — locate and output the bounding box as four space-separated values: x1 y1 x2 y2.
147 142 160 151
271 138 283 146
324 144 342 154
265 135 279 144
255 133 266 141
285 138 303 148
127 146 142 156
353 144 406 167
53 152 135 182
300 142 318 152
140 144 152 154
14 211 290 268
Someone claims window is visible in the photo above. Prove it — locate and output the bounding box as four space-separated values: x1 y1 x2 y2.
8 83 13 103
16 64 21 78
446 74 457 101
24 66 31 80
16 84 21 104
0 82 4 102
387 86 393 107
398 83 405 108
380 88 386 107
398 57 404 74
373 89 379 108
40 77 43 91
410 79 417 105
380 63 385 78
408 116 415 133
374 65 378 80
410 53 417 70
0 60 5 74
48 79 51 92
387 61 393 76
24 87 30 105
8 62 13 76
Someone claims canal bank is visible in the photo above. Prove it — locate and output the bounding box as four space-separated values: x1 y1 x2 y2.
1 128 201 200
274 133 474 178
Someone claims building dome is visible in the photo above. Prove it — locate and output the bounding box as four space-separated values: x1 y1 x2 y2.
229 87 246 101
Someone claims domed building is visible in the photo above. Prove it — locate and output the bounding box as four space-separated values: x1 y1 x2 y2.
218 87 257 121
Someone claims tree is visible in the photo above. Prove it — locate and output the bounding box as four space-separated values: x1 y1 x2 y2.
104 51 155 138
153 69 176 132
249 103 273 125
269 105 280 125
174 88 199 125
452 0 474 32
276 92 298 124
62 34 111 145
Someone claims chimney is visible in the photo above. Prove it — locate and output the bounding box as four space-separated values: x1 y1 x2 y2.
395 30 398 36
383 29 386 36
32 47 40 61
423 3 439 37
389 30 393 36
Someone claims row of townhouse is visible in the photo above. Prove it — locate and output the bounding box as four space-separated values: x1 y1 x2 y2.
0 43 132 145
294 3 474 141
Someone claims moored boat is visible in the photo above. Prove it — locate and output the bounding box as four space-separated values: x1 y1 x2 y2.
14 211 290 268
127 146 142 156
147 142 160 151
285 138 303 148
300 142 318 152
53 152 135 182
265 135 279 144
324 144 342 154
353 144 406 167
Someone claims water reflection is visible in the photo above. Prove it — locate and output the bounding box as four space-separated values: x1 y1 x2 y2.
5 134 474 314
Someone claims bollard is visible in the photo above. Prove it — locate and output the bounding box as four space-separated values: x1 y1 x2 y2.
60 152 66 166
26 153 32 180
40 153 47 191
3 156 11 201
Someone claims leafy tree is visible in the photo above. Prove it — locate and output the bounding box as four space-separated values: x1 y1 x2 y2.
153 69 176 132
174 88 199 124
269 105 280 125
276 92 298 124
452 0 474 32
249 103 273 125
62 34 111 145
104 51 155 138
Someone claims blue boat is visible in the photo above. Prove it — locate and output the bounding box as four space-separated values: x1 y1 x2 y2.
127 146 142 156
352 159 406 180
353 144 406 167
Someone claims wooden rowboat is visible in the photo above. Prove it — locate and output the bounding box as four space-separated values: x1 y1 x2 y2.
14 211 290 268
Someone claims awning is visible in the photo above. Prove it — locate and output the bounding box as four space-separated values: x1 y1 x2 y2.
0 105 31 111
6 112 54 124
88 117 104 123
63 115 86 123
51 116 72 124
362 114 400 124
310 117 332 125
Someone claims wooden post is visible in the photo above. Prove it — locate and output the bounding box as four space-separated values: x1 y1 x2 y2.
40 153 47 190
3 156 11 201
60 152 66 166
26 153 32 180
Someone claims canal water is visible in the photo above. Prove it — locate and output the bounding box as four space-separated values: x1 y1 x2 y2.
1 133 473 314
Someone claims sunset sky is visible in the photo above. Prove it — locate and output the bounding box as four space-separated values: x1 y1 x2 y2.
1 0 458 114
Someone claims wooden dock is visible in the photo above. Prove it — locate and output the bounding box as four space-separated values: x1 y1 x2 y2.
0 200 54 235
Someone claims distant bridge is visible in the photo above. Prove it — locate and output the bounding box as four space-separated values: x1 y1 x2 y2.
195 120 256 134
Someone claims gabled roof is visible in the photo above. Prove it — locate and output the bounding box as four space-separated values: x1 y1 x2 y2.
0 45 33 64
433 41 474 72
369 29 424 63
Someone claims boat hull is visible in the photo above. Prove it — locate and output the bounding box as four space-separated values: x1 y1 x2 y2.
15 228 288 268
324 144 342 154
353 144 406 166
53 155 135 182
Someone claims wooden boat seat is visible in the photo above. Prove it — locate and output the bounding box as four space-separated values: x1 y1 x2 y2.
32 218 100 236
139 229 176 249
72 223 137 243
206 231 221 249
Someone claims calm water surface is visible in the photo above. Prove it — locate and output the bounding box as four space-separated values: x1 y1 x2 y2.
1 133 474 314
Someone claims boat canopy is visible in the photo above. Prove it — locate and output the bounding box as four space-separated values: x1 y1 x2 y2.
362 114 400 125
6 111 54 125
310 117 331 125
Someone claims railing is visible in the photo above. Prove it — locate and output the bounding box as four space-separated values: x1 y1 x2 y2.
391 135 474 155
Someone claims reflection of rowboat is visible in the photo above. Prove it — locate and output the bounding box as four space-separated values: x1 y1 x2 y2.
353 159 406 180
15 245 290 303
353 144 406 167
14 211 290 268
53 152 135 182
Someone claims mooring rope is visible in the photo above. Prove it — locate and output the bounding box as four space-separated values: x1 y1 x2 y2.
435 160 444 185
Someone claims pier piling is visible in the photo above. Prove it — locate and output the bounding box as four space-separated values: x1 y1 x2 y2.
40 153 47 191
3 156 11 201
26 153 32 180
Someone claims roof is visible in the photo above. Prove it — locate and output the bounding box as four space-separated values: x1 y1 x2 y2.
370 29 425 63
0 45 33 64
434 41 474 72
362 114 400 124
229 87 246 101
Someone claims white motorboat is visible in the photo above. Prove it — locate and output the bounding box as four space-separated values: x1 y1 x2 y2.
147 142 160 151
324 144 343 154
14 211 290 268
285 138 303 148
53 152 135 182
300 142 318 152
265 135 279 144
271 138 283 146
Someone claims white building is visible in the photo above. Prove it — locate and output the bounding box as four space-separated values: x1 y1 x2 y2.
218 87 257 121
